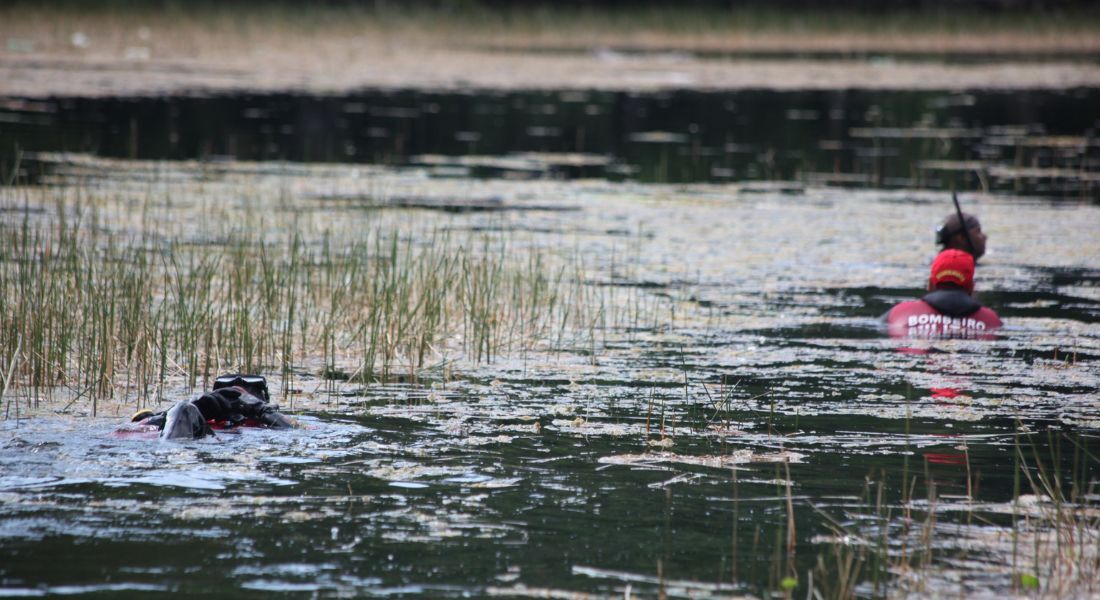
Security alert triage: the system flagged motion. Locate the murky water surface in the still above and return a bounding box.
[2,88,1098,198]
[1,88,1099,598]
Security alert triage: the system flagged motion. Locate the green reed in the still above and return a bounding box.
[807,429,1100,599]
[0,184,605,409]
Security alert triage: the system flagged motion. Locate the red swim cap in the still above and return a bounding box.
[929,249,975,291]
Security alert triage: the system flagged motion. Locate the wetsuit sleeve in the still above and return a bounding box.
[238,395,295,428]
[190,389,245,423]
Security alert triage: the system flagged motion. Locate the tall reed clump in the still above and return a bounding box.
[0,184,599,411]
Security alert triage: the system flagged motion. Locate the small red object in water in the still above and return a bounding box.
[925,452,967,466]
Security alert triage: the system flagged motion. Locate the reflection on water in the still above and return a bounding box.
[1,133,1099,595]
[1,380,1095,597]
[1,88,1098,198]
[480,43,1100,66]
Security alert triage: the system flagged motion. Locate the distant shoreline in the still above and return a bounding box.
[2,4,1100,97]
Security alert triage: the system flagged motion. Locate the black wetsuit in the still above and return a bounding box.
[136,387,293,440]
[921,288,984,318]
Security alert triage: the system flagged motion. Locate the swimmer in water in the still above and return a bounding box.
[125,374,293,440]
[886,249,1001,339]
[936,211,986,262]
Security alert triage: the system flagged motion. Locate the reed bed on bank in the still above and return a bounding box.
[4,1,1098,57]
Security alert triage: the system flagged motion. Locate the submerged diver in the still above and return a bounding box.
[887,249,1001,339]
[123,374,294,440]
[936,211,986,262]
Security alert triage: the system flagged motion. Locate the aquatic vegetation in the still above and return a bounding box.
[805,429,1100,599]
[0,156,638,410]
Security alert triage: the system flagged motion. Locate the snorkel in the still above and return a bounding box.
[951,191,978,258]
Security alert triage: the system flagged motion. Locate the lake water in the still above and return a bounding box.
[2,88,1098,197]
[1,88,1098,598]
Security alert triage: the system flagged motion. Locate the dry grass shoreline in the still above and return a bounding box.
[2,4,1100,97]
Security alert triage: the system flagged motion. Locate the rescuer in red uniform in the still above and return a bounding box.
[887,249,1001,339]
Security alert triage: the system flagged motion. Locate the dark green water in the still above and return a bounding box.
[1,88,1099,598]
[2,88,1098,199]
[2,367,1097,597]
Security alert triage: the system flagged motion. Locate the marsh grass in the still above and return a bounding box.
[0,158,638,411]
[806,428,1100,599]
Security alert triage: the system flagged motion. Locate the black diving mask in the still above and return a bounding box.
[213,374,270,402]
